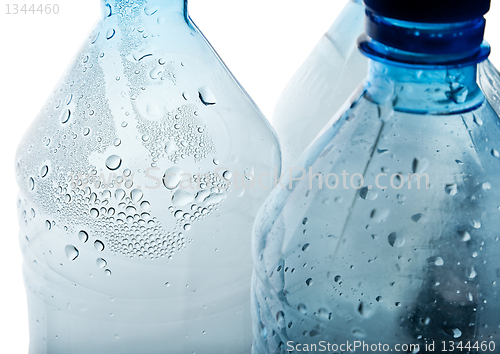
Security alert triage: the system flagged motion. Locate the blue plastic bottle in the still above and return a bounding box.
[252,0,500,352]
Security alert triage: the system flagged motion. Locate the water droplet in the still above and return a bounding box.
[115,189,126,201]
[451,328,462,339]
[61,109,71,124]
[297,304,307,315]
[306,278,313,286]
[435,257,444,266]
[352,328,367,338]
[357,301,375,318]
[492,149,500,158]
[96,258,107,268]
[223,170,232,180]
[94,240,105,252]
[198,86,217,105]
[302,243,310,251]
[163,167,184,190]
[474,114,484,126]
[276,311,285,328]
[182,92,190,100]
[113,138,121,146]
[29,177,35,190]
[140,201,150,211]
[370,208,390,222]
[83,127,91,136]
[467,266,477,279]
[105,269,112,276]
[144,4,159,15]
[46,220,52,230]
[165,140,176,154]
[172,190,194,207]
[65,245,79,261]
[90,208,99,218]
[334,275,341,282]
[106,155,122,171]
[359,187,378,200]
[106,28,115,40]
[411,213,425,223]
[130,189,143,202]
[412,158,429,174]
[388,232,405,247]
[183,224,191,231]
[40,165,49,178]
[445,183,458,196]
[376,296,383,302]
[459,231,471,242]
[78,230,88,243]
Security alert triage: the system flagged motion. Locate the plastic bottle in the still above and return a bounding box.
[252,0,500,352]
[15,1,280,353]
[274,0,500,176]
[273,0,366,173]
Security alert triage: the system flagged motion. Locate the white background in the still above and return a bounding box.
[1,1,499,352]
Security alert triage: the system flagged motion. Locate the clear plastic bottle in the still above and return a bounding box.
[273,0,366,173]
[274,0,500,176]
[252,0,500,352]
[15,1,280,353]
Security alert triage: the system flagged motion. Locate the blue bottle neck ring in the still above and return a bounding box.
[359,10,491,69]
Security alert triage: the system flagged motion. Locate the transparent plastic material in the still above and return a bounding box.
[252,18,500,354]
[273,0,498,175]
[272,0,366,173]
[15,1,279,353]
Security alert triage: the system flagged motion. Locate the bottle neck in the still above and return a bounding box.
[101,0,187,18]
[365,59,484,115]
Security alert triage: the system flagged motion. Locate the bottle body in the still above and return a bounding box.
[16,2,279,353]
[253,55,500,352]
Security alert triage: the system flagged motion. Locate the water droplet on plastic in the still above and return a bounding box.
[115,189,125,201]
[358,301,375,318]
[467,266,477,279]
[113,138,121,146]
[388,232,405,247]
[435,257,444,266]
[445,183,458,196]
[412,157,429,174]
[144,4,159,15]
[492,149,500,158]
[163,167,184,190]
[474,114,484,126]
[78,230,88,243]
[90,208,99,218]
[306,278,313,286]
[172,190,194,207]
[359,187,378,200]
[40,165,49,178]
[96,258,107,268]
[29,177,35,190]
[297,304,307,315]
[83,127,91,136]
[105,269,112,276]
[370,208,390,222]
[106,155,122,171]
[459,231,471,242]
[198,86,217,105]
[94,240,105,252]
[61,109,71,124]
[130,189,143,202]
[65,245,79,261]
[106,28,115,40]
[302,243,310,251]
